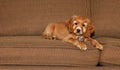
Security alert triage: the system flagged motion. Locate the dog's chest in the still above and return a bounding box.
[76,36,85,42]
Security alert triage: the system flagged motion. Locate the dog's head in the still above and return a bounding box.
[67,15,95,38]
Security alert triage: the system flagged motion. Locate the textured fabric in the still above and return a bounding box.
[0,0,90,36]
[96,37,120,65]
[0,66,120,70]
[0,36,99,66]
[91,0,120,38]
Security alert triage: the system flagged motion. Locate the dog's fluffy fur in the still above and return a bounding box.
[42,16,103,50]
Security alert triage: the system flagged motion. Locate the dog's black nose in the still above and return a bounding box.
[76,29,80,33]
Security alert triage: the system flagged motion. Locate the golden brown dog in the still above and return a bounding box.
[42,16,103,50]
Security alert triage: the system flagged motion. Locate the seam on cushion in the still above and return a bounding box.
[0,64,95,67]
[88,0,92,20]
[0,47,97,51]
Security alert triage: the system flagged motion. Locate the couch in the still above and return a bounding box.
[0,0,120,70]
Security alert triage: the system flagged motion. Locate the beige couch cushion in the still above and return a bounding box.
[0,66,120,70]
[96,37,120,65]
[91,0,120,38]
[0,36,99,66]
[0,0,90,36]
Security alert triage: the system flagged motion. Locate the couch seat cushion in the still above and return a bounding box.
[0,36,99,66]
[96,37,120,65]
[0,66,120,70]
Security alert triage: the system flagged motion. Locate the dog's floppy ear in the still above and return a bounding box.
[66,15,77,33]
[66,19,73,33]
[90,31,95,38]
[84,19,95,38]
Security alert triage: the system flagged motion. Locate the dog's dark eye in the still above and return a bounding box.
[75,23,78,25]
[82,24,85,26]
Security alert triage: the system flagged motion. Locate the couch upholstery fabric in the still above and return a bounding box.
[0,0,90,36]
[0,66,120,70]
[91,0,120,38]
[96,37,120,65]
[0,36,99,66]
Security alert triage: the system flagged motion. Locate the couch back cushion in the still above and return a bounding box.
[91,0,120,38]
[0,0,90,36]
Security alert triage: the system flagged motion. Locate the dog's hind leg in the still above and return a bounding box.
[42,23,55,40]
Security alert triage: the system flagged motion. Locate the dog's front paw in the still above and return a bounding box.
[77,44,87,50]
[96,44,103,50]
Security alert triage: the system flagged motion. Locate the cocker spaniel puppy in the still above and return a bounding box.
[42,16,103,50]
